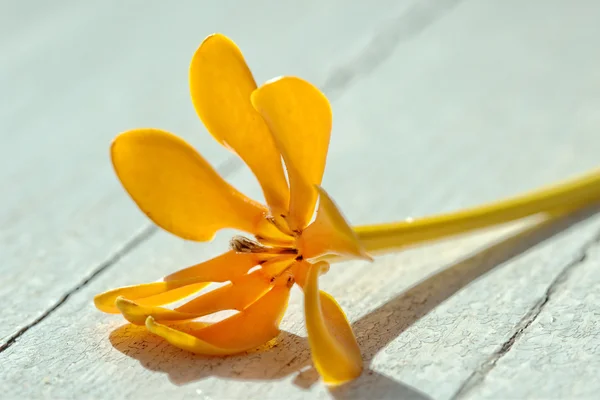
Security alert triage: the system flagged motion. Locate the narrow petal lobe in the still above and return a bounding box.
[115,270,272,325]
[190,34,290,218]
[163,251,260,282]
[251,77,332,232]
[94,281,209,314]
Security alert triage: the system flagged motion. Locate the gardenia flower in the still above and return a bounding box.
[95,33,370,385]
[95,33,600,386]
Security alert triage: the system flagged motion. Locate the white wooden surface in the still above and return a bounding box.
[2,0,600,399]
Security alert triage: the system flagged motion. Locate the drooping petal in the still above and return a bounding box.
[190,33,290,219]
[164,251,260,282]
[251,77,332,232]
[115,270,272,325]
[299,186,372,261]
[94,281,209,314]
[175,270,271,315]
[291,260,329,289]
[115,296,200,325]
[145,284,291,355]
[303,262,363,385]
[94,251,260,314]
[111,128,278,241]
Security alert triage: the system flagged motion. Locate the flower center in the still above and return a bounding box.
[229,235,302,287]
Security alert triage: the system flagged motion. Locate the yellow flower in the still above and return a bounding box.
[94,33,370,385]
[95,32,600,386]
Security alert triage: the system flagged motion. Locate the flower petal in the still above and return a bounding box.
[145,284,291,355]
[175,270,271,314]
[94,281,209,314]
[164,250,260,282]
[299,186,372,261]
[115,270,271,325]
[259,254,297,279]
[111,128,278,241]
[94,251,260,314]
[303,262,363,385]
[251,77,332,232]
[115,296,199,325]
[190,34,290,219]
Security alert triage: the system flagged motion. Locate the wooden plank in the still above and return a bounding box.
[3,0,600,399]
[457,239,600,400]
[0,0,411,346]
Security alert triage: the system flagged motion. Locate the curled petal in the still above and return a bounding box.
[291,260,330,289]
[190,34,290,219]
[115,270,272,325]
[94,281,208,314]
[115,296,199,325]
[174,270,271,315]
[111,128,278,241]
[299,186,372,261]
[303,262,363,385]
[94,251,260,314]
[251,77,332,232]
[146,284,291,355]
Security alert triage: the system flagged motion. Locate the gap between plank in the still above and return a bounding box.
[322,0,463,98]
[0,156,244,353]
[0,224,156,353]
[450,230,600,400]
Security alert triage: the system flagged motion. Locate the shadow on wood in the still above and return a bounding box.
[108,205,600,399]
[109,324,312,384]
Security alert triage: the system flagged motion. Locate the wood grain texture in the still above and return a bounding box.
[458,237,600,400]
[2,0,600,399]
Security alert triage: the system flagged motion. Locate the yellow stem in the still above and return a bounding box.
[352,168,600,256]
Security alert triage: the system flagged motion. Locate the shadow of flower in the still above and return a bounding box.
[109,204,600,399]
[109,323,312,385]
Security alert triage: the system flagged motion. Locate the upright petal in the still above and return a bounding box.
[303,262,363,385]
[299,186,372,261]
[146,284,291,355]
[111,128,276,241]
[190,34,290,219]
[251,77,332,232]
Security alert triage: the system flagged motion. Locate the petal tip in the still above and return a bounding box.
[145,315,157,330]
[115,296,148,325]
[93,290,120,314]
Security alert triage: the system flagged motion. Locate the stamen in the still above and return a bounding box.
[229,236,267,253]
[286,275,295,288]
[230,235,298,255]
[255,235,295,248]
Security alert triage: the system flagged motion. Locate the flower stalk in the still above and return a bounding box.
[352,168,600,256]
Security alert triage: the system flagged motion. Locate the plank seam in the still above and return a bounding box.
[0,155,244,352]
[321,0,463,98]
[449,230,600,400]
[0,224,156,353]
